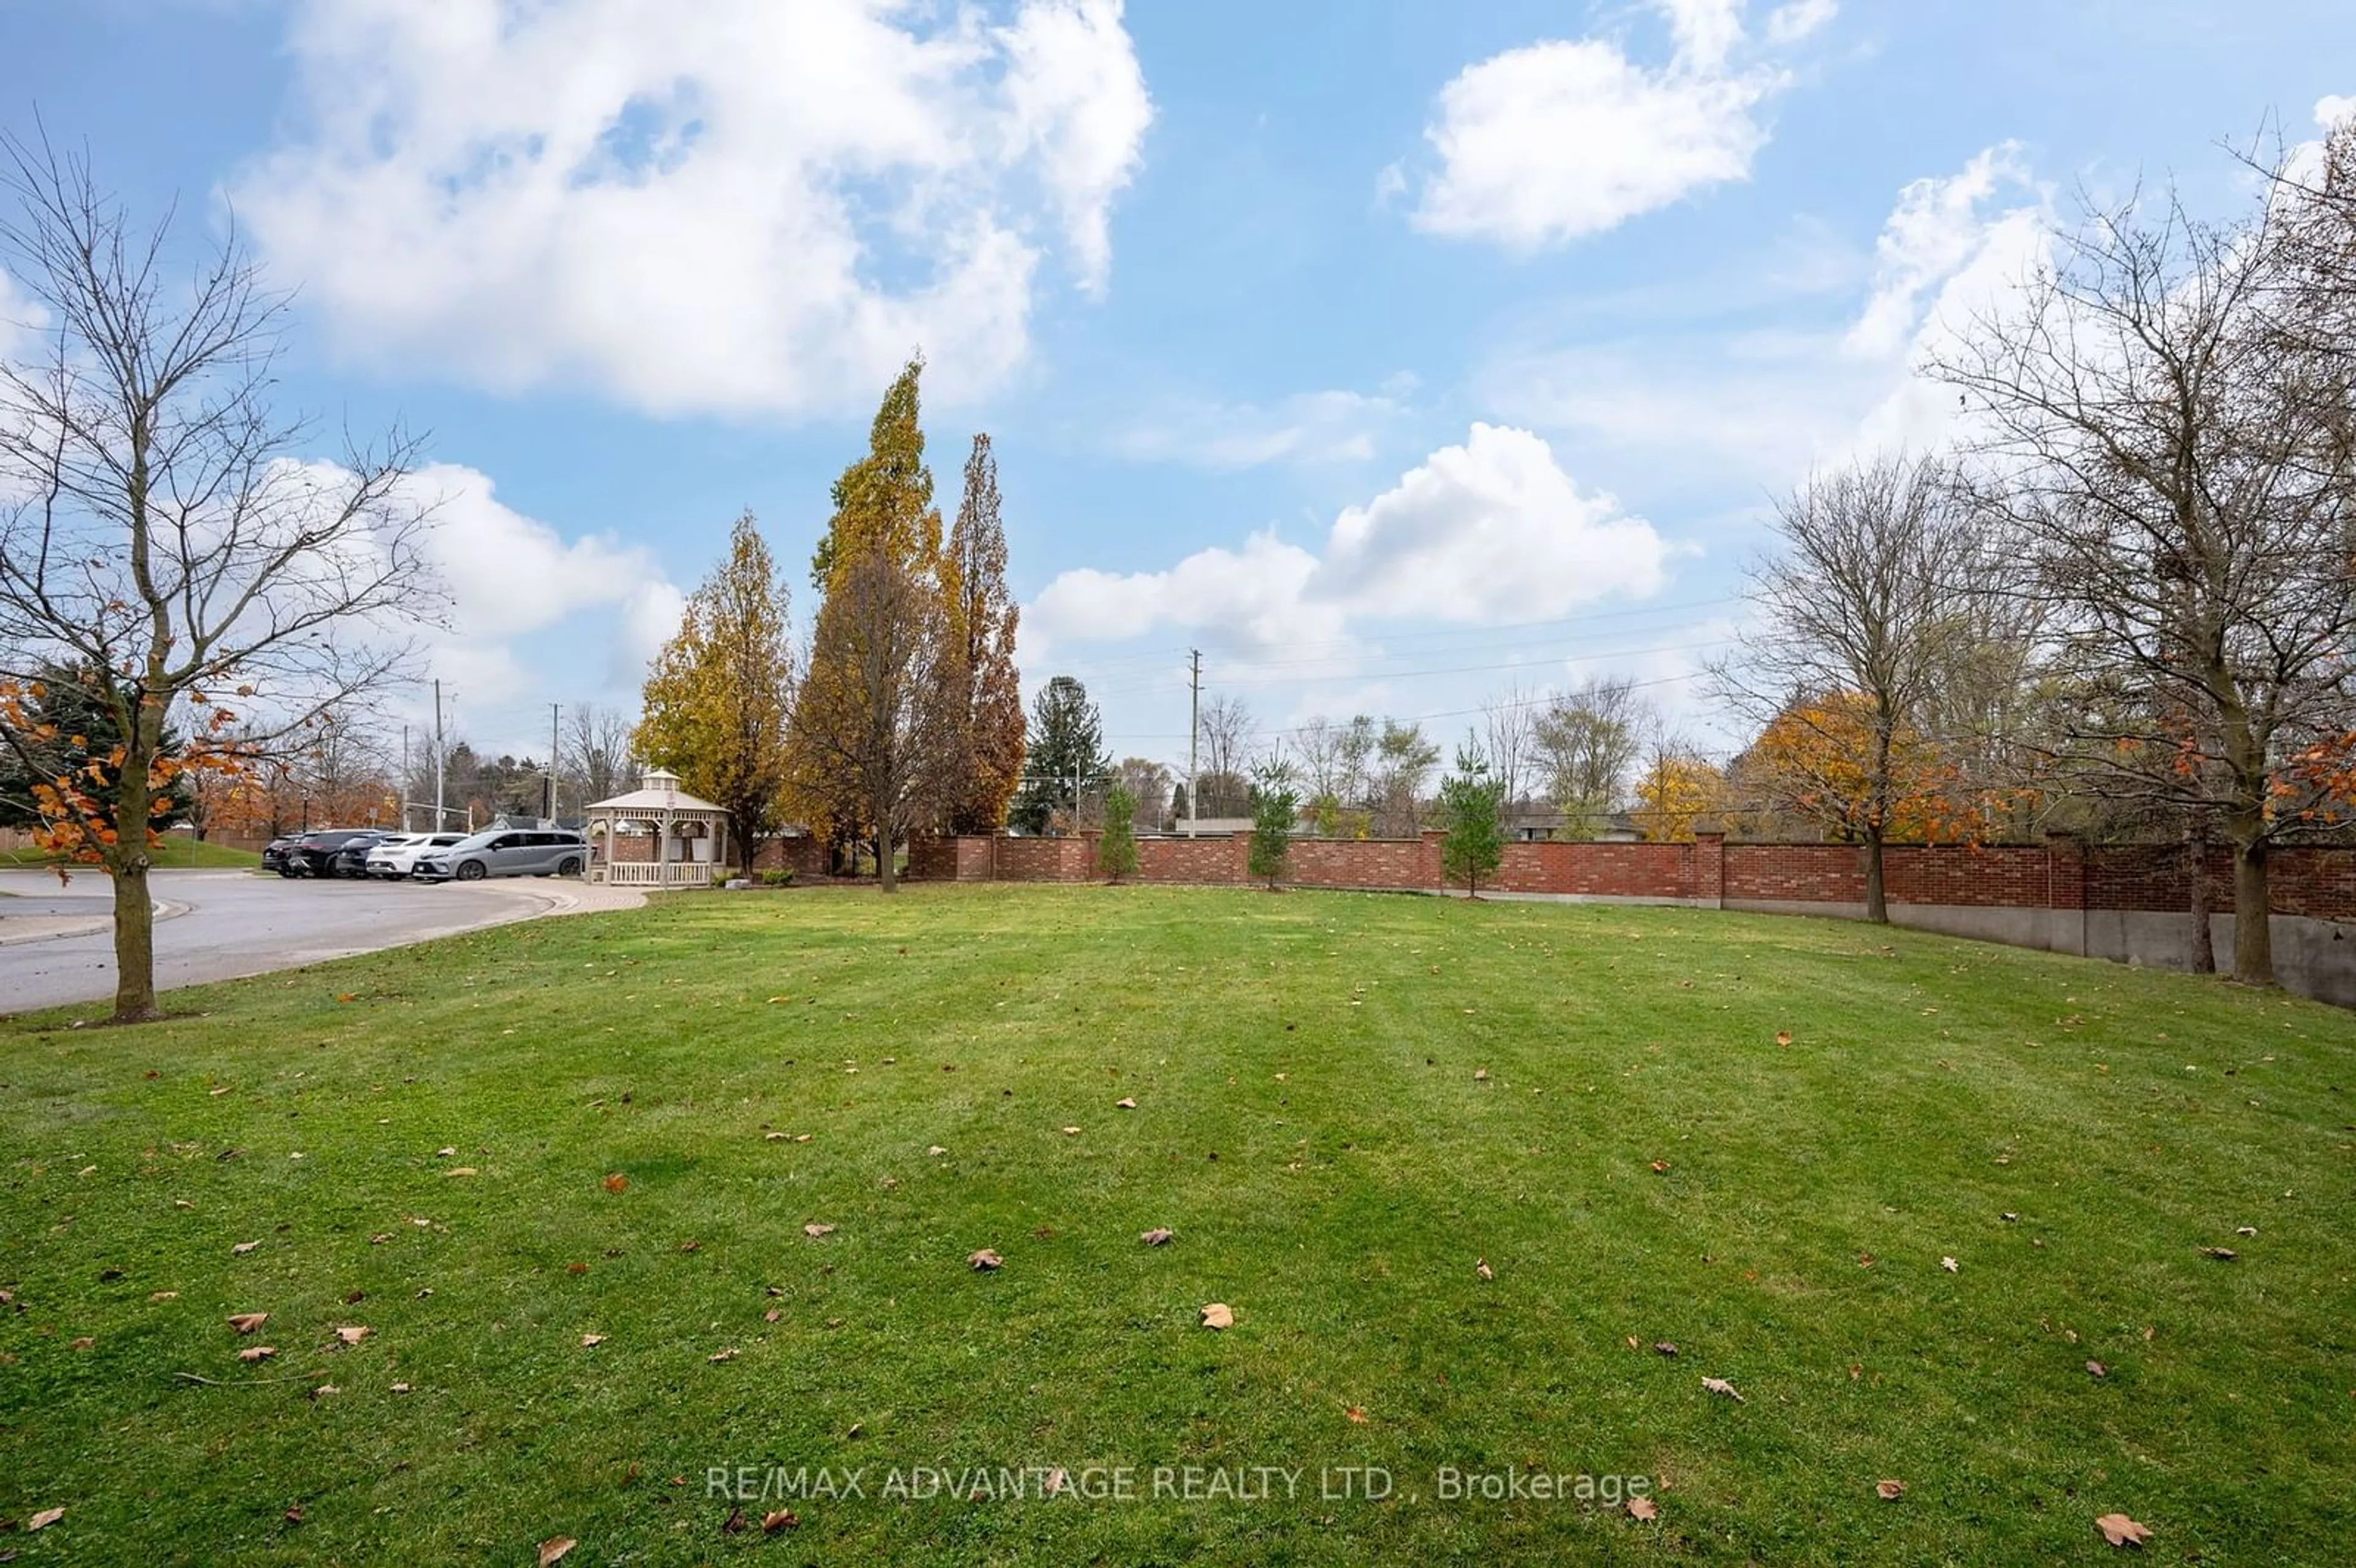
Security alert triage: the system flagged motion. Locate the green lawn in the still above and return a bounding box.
[0,837,260,870]
[2,885,2352,1564]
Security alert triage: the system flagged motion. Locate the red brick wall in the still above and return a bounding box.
[893,831,2356,921]
[750,836,830,877]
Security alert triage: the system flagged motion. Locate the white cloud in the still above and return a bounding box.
[1030,424,1680,654]
[1843,142,2033,358]
[1114,387,1407,469]
[1400,1,1792,249]
[233,0,1152,418]
[1763,0,1838,47]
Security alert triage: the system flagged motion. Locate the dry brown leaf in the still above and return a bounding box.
[804,1223,836,1238]
[1140,1228,1174,1247]
[1940,1256,1959,1274]
[442,1167,477,1178]
[1472,1068,1488,1082]
[231,1240,260,1255]
[2198,1246,2237,1261]
[335,1325,371,1345]
[150,1290,179,1302]
[1653,1342,1678,1357]
[1701,1376,1745,1402]
[762,1509,799,1532]
[602,1173,628,1194]
[26,1507,64,1531]
[707,1348,739,1363]
[1116,1097,1137,1110]
[1200,1302,1234,1330]
[793,1134,812,1143]
[1876,1479,1905,1500]
[968,1249,1003,1270]
[580,1333,606,1347]
[721,1506,748,1534]
[1345,1406,1368,1423]
[1649,1160,1669,1174]
[1774,1031,1793,1047]
[239,1345,277,1362]
[763,1131,788,1141]
[436,1147,456,1158]
[1060,1126,1082,1136]
[764,1309,782,1322]
[390,1382,412,1393]
[1626,1497,1658,1521]
[537,1536,577,1567]
[1475,1259,1493,1281]
[2095,1513,2152,1547]
[1625,1335,1641,1350]
[927,1145,947,1156]
[69,1337,95,1350]
[228,1312,268,1334]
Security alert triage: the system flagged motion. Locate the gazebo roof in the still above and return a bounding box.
[587,767,725,814]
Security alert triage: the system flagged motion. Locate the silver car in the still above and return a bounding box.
[413,828,589,882]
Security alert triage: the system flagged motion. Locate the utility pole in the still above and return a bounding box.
[1186,648,1201,837]
[400,724,410,831]
[433,679,447,832]
[547,701,561,824]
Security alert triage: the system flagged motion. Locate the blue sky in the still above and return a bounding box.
[6,0,2352,771]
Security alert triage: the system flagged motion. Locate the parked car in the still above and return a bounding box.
[261,836,297,875]
[413,828,590,882]
[325,832,401,878]
[364,832,465,879]
[282,828,391,878]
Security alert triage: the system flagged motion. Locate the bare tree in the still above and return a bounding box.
[563,704,637,809]
[1368,719,1439,837]
[1195,692,1257,817]
[1293,715,1344,803]
[1112,756,1172,830]
[1534,675,1649,837]
[1933,175,2356,984]
[1480,685,1540,814]
[0,133,438,1020]
[1711,454,1990,923]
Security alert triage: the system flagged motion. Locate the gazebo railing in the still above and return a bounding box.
[600,861,717,887]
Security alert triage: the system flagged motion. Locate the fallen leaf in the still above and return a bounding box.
[1345,1406,1368,1423]
[678,1240,701,1253]
[927,1146,947,1156]
[239,1345,277,1362]
[1649,1160,1669,1174]
[1701,1376,1746,1402]
[764,1131,788,1141]
[436,1147,456,1158]
[1200,1302,1235,1330]
[762,1509,799,1532]
[334,1326,371,1345]
[390,1382,412,1393]
[369,1233,391,1245]
[1775,1031,1793,1047]
[1060,1126,1082,1136]
[1626,1497,1658,1521]
[566,1262,588,1275]
[1941,1256,1959,1274]
[1876,1479,1905,1500]
[602,1174,628,1194]
[1475,1259,1493,1281]
[721,1506,747,1534]
[1140,1228,1174,1247]
[1653,1342,1678,1357]
[537,1537,577,1567]
[443,1167,477,1178]
[968,1249,1003,1271]
[2095,1513,2152,1547]
[232,1240,260,1255]
[286,1504,307,1522]
[1116,1097,1137,1110]
[1473,1068,1488,1082]
[707,1348,739,1363]
[26,1507,64,1531]
[804,1223,836,1239]
[228,1313,269,1334]
[150,1290,179,1302]
[2198,1246,2238,1261]
[2236,1225,2257,1237]
[580,1334,606,1347]
[2086,1360,2108,1378]
[793,1134,811,1143]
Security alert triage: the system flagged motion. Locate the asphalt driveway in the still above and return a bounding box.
[0,869,641,1015]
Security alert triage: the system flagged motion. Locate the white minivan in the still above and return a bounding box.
[413,828,590,882]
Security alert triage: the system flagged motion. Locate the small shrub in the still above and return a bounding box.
[761,868,793,887]
[1247,761,1300,889]
[1099,785,1139,882]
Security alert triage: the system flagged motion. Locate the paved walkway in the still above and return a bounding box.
[0,870,646,1015]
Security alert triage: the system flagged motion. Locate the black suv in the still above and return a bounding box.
[280,829,390,878]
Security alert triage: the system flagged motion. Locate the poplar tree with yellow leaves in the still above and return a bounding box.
[788,358,958,890]
[937,434,1026,833]
[636,512,795,875]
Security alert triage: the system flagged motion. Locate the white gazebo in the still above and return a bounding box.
[585,767,731,887]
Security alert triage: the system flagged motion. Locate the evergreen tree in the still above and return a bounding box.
[1246,759,1300,888]
[1010,675,1111,834]
[636,513,795,874]
[1098,783,1139,882]
[1438,740,1507,896]
[0,661,195,834]
[937,434,1026,832]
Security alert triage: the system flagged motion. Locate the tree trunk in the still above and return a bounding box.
[2230,834,2273,986]
[1861,823,1888,924]
[2185,811,2214,975]
[876,797,897,894]
[110,858,157,1021]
